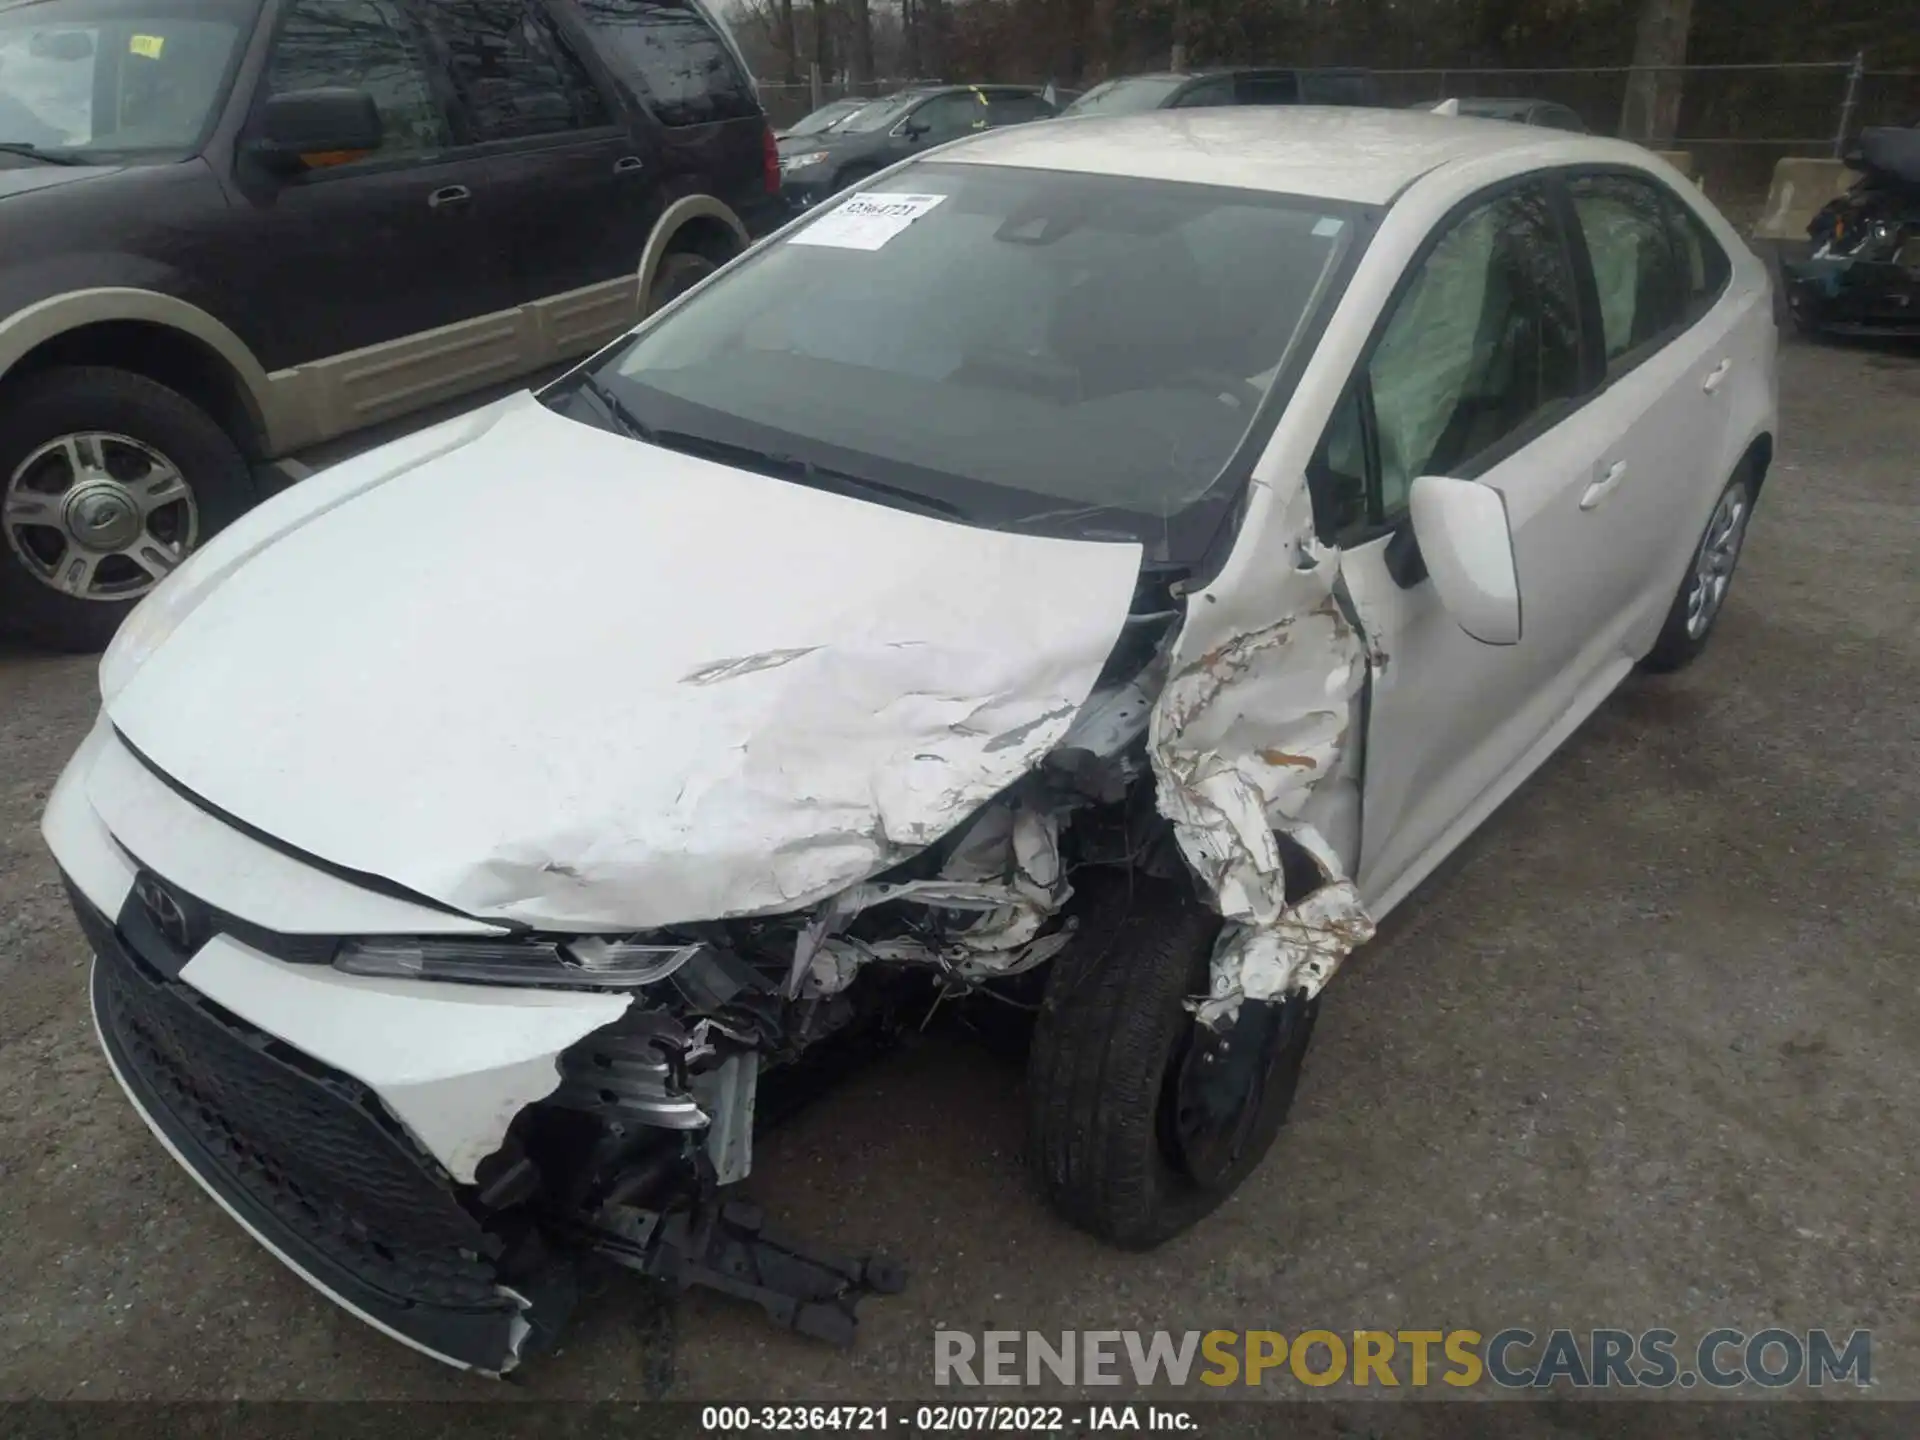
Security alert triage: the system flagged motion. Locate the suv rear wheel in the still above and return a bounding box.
[0,366,253,652]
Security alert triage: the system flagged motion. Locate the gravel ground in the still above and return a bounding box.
[0,337,1914,1402]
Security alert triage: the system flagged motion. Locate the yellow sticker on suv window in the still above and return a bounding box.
[129,34,165,59]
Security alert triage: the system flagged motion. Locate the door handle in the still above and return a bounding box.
[1702,359,1731,394]
[1581,461,1627,511]
[427,184,471,210]
[613,155,646,175]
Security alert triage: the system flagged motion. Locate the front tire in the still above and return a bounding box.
[1641,470,1756,673]
[1026,872,1319,1248]
[0,366,254,652]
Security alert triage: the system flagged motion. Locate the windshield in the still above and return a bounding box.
[0,0,253,158]
[568,162,1360,560]
[1062,76,1186,117]
[786,98,863,136]
[833,89,925,133]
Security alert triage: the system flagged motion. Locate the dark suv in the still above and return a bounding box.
[0,0,782,651]
[776,84,1056,209]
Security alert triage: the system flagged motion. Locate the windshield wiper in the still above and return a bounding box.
[0,141,85,166]
[571,373,657,443]
[647,427,969,522]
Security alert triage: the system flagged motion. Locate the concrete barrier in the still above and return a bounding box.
[1752,157,1855,242]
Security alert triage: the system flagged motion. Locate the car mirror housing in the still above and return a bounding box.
[246,87,383,173]
[1408,474,1522,645]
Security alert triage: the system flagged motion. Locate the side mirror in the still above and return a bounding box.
[246,88,382,172]
[30,31,95,61]
[898,119,929,141]
[1408,474,1521,645]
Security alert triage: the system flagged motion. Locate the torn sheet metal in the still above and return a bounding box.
[1147,482,1377,1027]
[792,800,1072,996]
[102,393,1144,932]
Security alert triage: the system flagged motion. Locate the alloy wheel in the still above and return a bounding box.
[3,431,198,602]
[1684,487,1748,639]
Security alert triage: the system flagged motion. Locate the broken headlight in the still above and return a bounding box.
[333,936,701,989]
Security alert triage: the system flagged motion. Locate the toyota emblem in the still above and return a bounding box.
[135,875,196,952]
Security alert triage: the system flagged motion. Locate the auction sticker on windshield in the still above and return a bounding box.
[791,193,948,251]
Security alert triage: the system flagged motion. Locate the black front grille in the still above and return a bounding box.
[81,887,507,1313]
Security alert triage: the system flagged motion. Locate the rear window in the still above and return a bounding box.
[571,0,757,126]
[1062,76,1186,117]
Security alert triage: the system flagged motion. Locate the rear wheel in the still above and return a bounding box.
[1641,471,1755,673]
[646,251,719,314]
[0,366,253,652]
[1026,871,1319,1248]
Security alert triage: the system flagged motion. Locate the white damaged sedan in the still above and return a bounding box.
[43,108,1776,1372]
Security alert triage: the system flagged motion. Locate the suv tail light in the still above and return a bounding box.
[763,125,780,195]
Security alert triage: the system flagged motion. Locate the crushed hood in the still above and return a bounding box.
[107,395,1141,930]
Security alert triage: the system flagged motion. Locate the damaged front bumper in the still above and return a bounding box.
[80,890,543,1373]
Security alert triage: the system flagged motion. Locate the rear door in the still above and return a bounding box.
[420,0,657,349]
[218,0,513,375]
[565,0,771,232]
[1557,169,1738,656]
[1318,180,1616,912]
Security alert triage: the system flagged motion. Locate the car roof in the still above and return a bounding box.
[942,105,1622,205]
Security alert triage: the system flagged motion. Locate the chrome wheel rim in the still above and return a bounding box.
[3,432,197,603]
[1684,488,1748,639]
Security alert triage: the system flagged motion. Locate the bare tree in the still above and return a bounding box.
[1619,0,1695,142]
[851,0,875,81]
[810,0,831,79]
[777,0,798,82]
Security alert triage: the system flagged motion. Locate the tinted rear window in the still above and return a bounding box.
[571,0,758,126]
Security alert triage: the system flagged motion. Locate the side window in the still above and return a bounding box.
[985,93,1052,126]
[570,0,758,127]
[1568,174,1688,364]
[264,0,451,159]
[1663,191,1732,312]
[1365,185,1583,516]
[426,0,609,141]
[1307,384,1369,538]
[908,91,987,140]
[1172,77,1236,109]
[1238,73,1300,106]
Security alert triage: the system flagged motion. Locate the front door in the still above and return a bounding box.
[894,89,989,155]
[1322,180,1616,914]
[216,0,513,374]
